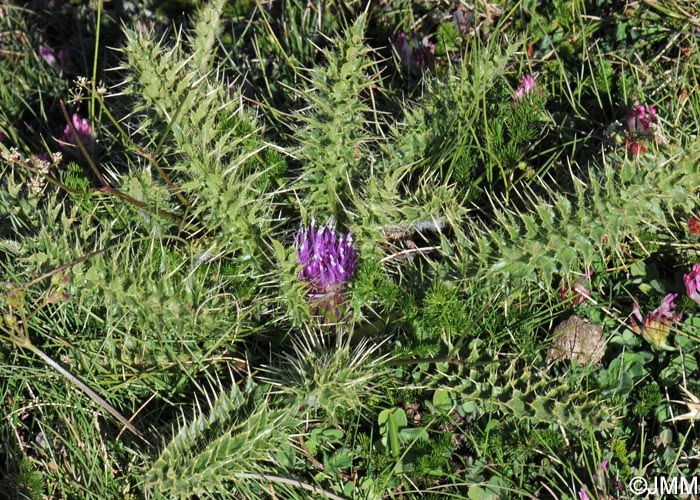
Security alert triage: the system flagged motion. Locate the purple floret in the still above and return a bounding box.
[295,217,358,302]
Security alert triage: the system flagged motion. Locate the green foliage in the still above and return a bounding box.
[454,146,700,288]
[5,0,700,498]
[433,340,619,431]
[0,455,45,500]
[60,161,97,214]
[268,331,391,423]
[145,381,299,499]
[0,8,68,150]
[292,15,379,221]
[121,0,274,275]
[633,381,663,417]
[378,407,407,459]
[418,36,550,196]
[413,282,468,344]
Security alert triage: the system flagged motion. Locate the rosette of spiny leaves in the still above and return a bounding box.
[288,15,469,264]
[432,340,619,431]
[262,328,391,424]
[144,379,303,499]
[291,15,379,222]
[120,0,278,275]
[45,0,275,385]
[447,145,700,288]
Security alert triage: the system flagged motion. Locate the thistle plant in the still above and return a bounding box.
[447,145,700,288]
[144,380,303,499]
[120,0,277,277]
[6,0,700,499]
[291,15,378,221]
[265,330,390,423]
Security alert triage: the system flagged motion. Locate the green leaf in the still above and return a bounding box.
[378,408,407,459]
[274,442,297,470]
[399,427,428,443]
[432,389,452,413]
[325,448,352,473]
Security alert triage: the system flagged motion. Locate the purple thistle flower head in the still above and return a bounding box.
[295,217,358,304]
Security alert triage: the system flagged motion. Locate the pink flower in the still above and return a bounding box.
[578,488,589,500]
[513,74,536,102]
[592,459,609,488]
[39,46,58,69]
[684,264,700,306]
[631,293,682,350]
[559,269,593,306]
[626,104,657,135]
[59,113,93,149]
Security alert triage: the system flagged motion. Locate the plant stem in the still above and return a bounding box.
[27,342,151,446]
[237,473,350,500]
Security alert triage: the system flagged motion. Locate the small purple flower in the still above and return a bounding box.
[58,48,70,70]
[578,488,589,500]
[415,35,435,72]
[394,32,435,74]
[295,217,358,316]
[684,264,700,306]
[631,293,682,350]
[39,46,58,69]
[592,459,609,489]
[513,74,536,102]
[59,113,93,149]
[626,104,657,135]
[395,33,412,67]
